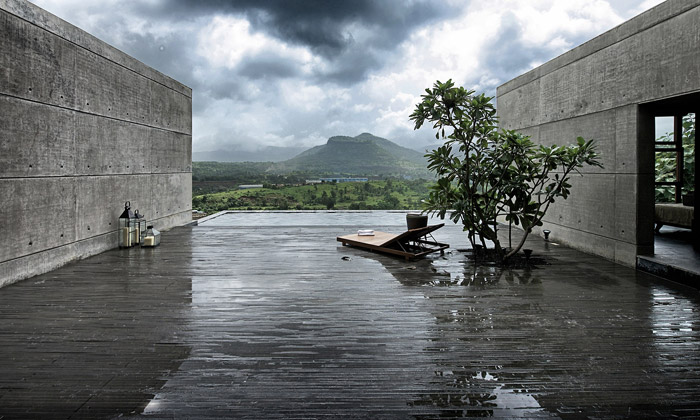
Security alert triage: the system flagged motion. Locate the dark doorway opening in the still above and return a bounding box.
[638,93,698,286]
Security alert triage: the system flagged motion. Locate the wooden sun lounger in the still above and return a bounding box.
[337,224,449,260]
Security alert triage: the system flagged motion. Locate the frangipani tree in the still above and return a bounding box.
[410,80,602,262]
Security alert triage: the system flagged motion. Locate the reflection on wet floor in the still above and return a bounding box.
[358,222,700,419]
[1,211,700,419]
[403,251,542,288]
[409,367,549,419]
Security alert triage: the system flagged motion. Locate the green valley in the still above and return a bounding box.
[192,133,436,213]
[192,179,431,213]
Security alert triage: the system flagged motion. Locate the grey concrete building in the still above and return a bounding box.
[0,0,192,287]
[497,0,698,267]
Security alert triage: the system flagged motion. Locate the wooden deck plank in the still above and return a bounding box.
[0,215,699,419]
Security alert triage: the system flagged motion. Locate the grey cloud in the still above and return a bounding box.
[121,32,198,87]
[479,11,605,95]
[198,72,245,101]
[480,13,548,83]
[147,0,455,51]
[238,55,301,80]
[31,0,655,154]
[470,12,559,97]
[313,44,382,84]
[131,0,460,86]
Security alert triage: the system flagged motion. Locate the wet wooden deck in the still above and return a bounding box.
[1,212,699,419]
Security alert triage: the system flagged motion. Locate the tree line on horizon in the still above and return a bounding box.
[192,179,431,214]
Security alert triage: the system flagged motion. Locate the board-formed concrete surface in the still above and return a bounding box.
[0,212,698,419]
[496,0,699,266]
[0,0,192,287]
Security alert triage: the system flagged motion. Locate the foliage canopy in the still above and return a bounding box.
[411,80,602,262]
[655,114,695,202]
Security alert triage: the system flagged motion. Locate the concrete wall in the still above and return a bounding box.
[0,0,192,287]
[497,0,700,266]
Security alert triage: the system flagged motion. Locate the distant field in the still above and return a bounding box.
[192,180,431,213]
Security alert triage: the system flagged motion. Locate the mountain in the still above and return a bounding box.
[193,145,308,162]
[275,133,430,177]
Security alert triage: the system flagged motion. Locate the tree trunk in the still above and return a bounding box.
[504,229,531,260]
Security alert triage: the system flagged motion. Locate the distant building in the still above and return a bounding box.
[319,178,368,183]
[238,184,264,189]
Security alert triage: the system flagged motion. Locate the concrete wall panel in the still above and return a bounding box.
[613,174,642,242]
[541,223,617,263]
[0,1,192,287]
[536,111,616,174]
[75,175,139,240]
[613,105,641,173]
[541,174,617,238]
[0,96,75,177]
[534,11,700,126]
[149,131,193,174]
[0,177,77,262]
[148,173,192,221]
[70,174,192,243]
[74,48,150,125]
[497,78,541,131]
[0,10,75,106]
[74,114,150,176]
[149,81,192,135]
[72,48,191,134]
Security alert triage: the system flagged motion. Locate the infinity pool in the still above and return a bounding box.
[198,210,447,227]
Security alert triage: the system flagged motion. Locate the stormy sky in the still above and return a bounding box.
[32,0,663,153]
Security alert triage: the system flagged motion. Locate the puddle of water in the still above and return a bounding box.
[419,256,541,288]
[410,384,548,418]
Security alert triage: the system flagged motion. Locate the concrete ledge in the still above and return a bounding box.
[637,255,700,289]
[0,231,116,288]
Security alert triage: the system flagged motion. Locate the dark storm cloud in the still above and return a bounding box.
[140,0,455,51]
[132,0,460,85]
[242,0,451,56]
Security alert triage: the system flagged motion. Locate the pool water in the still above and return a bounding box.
[198,210,448,227]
